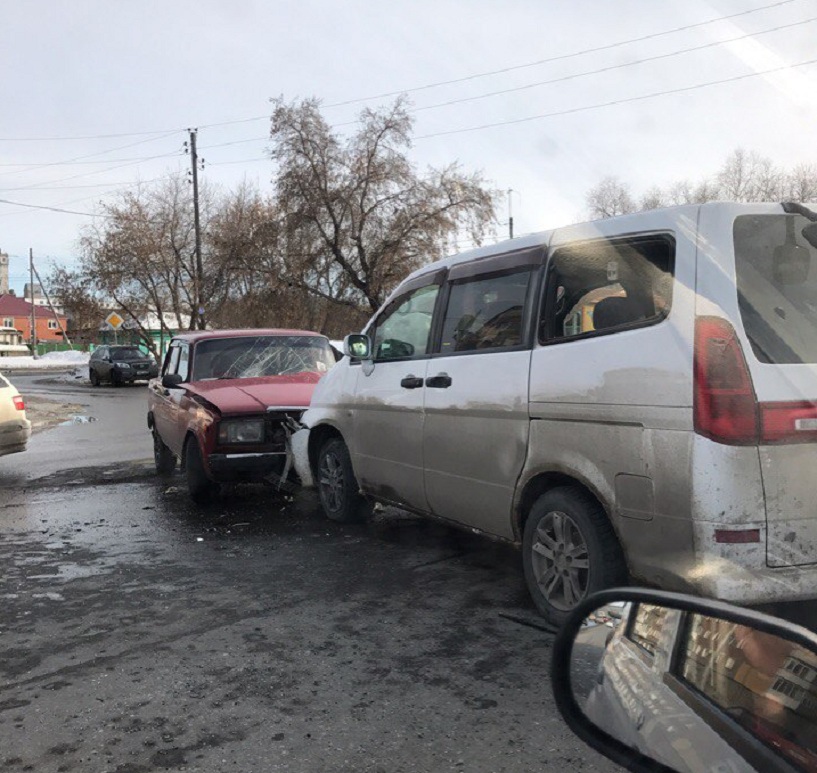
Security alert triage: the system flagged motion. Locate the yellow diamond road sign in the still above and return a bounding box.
[105,312,124,330]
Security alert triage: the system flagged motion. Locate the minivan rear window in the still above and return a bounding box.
[734,214,817,364]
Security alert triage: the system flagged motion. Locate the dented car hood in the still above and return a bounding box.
[184,372,322,414]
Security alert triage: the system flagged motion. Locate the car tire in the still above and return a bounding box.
[110,370,121,387]
[153,429,177,475]
[89,369,100,387]
[184,436,218,504]
[522,486,628,627]
[317,437,371,523]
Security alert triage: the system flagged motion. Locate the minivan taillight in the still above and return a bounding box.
[693,316,758,445]
[759,401,817,444]
[12,395,24,411]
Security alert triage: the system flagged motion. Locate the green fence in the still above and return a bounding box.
[34,342,88,356]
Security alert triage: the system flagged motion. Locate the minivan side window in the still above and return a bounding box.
[439,269,531,354]
[371,284,440,361]
[541,235,674,343]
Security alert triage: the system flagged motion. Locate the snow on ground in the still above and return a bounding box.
[52,367,91,384]
[0,350,91,371]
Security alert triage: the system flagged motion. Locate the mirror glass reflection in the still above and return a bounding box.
[570,602,817,773]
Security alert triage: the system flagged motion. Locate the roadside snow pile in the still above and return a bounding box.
[0,350,91,371]
[53,366,90,384]
[41,350,90,364]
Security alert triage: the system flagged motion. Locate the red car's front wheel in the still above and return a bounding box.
[184,436,219,504]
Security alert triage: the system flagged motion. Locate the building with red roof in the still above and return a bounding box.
[0,293,68,343]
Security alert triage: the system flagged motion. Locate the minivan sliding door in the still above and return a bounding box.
[422,248,544,540]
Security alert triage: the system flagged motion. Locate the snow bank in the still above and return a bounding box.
[0,351,91,371]
[40,350,90,363]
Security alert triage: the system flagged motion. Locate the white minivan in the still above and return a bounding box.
[296,201,817,625]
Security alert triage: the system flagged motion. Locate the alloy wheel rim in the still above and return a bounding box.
[530,510,590,611]
[319,452,344,512]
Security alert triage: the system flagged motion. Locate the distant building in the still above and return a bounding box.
[0,294,68,343]
[23,282,63,315]
[0,250,8,295]
[0,326,29,356]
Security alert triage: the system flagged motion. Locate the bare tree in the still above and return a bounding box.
[586,176,636,219]
[49,267,105,333]
[715,148,781,202]
[785,163,817,203]
[269,97,499,313]
[585,148,815,219]
[52,175,215,358]
[639,186,667,211]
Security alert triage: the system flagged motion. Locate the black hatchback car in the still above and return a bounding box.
[89,345,159,386]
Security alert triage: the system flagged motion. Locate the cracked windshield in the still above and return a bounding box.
[192,336,336,380]
[0,1,815,772]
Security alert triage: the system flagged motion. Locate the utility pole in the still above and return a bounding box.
[31,260,72,348]
[28,248,37,358]
[188,129,204,330]
[507,188,514,239]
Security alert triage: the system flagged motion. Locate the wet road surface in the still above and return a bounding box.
[0,376,616,773]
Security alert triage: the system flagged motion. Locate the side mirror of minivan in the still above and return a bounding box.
[344,334,371,360]
[552,588,817,773]
[802,221,817,251]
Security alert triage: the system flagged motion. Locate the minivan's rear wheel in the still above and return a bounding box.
[523,486,627,627]
[317,438,370,523]
[184,436,218,504]
[153,429,176,475]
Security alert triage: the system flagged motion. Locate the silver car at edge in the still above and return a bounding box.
[295,201,817,625]
[0,372,31,457]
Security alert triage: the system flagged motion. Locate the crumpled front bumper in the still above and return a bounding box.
[207,451,287,481]
[0,418,32,457]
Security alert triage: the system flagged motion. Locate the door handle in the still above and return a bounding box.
[425,373,452,389]
[400,375,424,389]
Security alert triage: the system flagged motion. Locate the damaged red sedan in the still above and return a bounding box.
[147,329,336,502]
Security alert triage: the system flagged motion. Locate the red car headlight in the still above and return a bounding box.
[217,419,264,444]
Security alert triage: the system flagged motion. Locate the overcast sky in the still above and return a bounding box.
[1,0,815,293]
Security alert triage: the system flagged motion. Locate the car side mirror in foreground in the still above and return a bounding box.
[344,334,371,360]
[552,589,817,773]
[161,373,183,389]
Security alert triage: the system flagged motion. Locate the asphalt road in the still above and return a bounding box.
[0,375,618,773]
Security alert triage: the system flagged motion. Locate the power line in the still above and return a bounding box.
[0,179,161,192]
[0,150,183,170]
[8,151,184,192]
[0,198,102,218]
[207,156,269,166]
[415,57,817,139]
[0,131,183,177]
[0,128,183,143]
[196,15,817,151]
[0,0,801,144]
[323,0,804,107]
[413,15,817,114]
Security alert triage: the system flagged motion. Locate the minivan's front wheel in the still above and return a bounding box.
[317,438,370,523]
[523,486,627,627]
